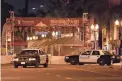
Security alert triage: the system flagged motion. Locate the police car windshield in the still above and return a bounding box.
[82,51,91,55]
[103,51,112,55]
[19,50,38,55]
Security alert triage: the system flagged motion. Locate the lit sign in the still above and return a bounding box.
[50,19,80,26]
[21,21,34,23]
[17,20,34,25]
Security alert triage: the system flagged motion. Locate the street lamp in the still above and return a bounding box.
[115,20,119,26]
[32,8,36,10]
[30,37,32,40]
[40,5,44,8]
[32,8,37,13]
[27,37,30,41]
[32,36,36,40]
[115,19,122,56]
[27,36,38,41]
[115,19,122,40]
[91,24,99,49]
[35,36,38,40]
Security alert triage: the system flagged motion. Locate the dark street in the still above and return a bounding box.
[1,64,122,81]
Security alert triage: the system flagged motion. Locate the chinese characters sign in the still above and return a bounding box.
[50,19,81,27]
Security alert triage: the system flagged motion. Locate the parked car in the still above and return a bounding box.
[12,48,49,68]
[65,55,79,65]
[64,50,121,66]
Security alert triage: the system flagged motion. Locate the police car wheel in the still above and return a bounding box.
[23,65,27,68]
[14,65,18,68]
[70,59,77,65]
[43,63,48,67]
[106,62,111,66]
[35,62,39,68]
[98,58,105,66]
[106,59,111,66]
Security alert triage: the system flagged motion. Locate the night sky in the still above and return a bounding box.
[4,0,49,13]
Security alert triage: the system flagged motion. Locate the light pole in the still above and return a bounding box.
[91,24,99,49]
[115,20,122,40]
[5,31,8,55]
[115,19,122,56]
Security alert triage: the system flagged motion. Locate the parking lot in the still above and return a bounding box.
[1,64,122,81]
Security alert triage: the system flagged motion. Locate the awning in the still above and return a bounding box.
[36,22,47,27]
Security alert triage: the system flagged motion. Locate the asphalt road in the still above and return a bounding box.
[1,64,122,81]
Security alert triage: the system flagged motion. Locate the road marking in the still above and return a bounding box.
[2,77,20,80]
[46,73,50,75]
[56,75,61,77]
[77,77,122,80]
[64,67,122,77]
[2,76,36,80]
[65,77,72,79]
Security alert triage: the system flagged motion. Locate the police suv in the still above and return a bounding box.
[13,48,49,68]
[65,50,120,66]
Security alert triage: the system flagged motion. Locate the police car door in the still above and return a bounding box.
[39,50,46,64]
[89,51,100,63]
[79,51,91,63]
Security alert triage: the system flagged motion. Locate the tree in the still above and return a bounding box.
[45,0,84,17]
[110,3,122,18]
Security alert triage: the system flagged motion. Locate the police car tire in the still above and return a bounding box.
[23,65,27,68]
[14,65,18,68]
[35,62,39,68]
[106,59,111,66]
[98,58,105,66]
[106,62,111,66]
[70,59,77,65]
[43,63,48,67]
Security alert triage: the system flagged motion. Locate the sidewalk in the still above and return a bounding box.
[113,63,121,66]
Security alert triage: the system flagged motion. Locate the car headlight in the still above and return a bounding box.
[65,57,69,59]
[29,58,36,61]
[13,58,19,61]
